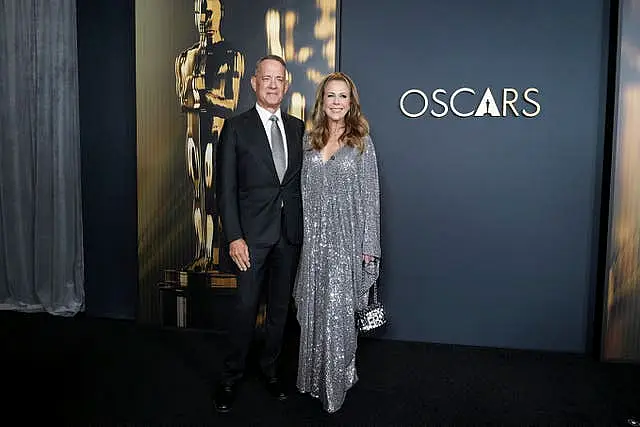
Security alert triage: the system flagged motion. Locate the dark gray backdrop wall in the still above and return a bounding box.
[77,0,138,319]
[340,0,612,352]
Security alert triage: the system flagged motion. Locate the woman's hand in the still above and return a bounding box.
[362,254,375,264]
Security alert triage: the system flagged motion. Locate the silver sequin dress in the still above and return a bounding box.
[293,134,381,413]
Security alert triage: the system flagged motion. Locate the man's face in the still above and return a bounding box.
[195,0,221,35]
[251,59,288,112]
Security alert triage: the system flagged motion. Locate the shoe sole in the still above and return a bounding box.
[214,404,232,413]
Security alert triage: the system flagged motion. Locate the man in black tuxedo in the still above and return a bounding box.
[213,54,304,413]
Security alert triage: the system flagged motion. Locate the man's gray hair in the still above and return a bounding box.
[254,54,287,75]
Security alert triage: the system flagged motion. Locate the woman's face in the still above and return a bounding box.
[323,79,351,123]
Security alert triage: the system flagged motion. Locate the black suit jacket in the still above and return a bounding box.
[216,107,304,252]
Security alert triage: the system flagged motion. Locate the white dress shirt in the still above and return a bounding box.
[255,103,288,171]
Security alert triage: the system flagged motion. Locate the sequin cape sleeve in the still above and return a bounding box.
[359,135,382,298]
[361,135,381,258]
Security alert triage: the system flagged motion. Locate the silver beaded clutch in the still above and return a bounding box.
[356,281,387,333]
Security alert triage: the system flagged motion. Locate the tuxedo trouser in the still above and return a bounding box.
[221,220,300,384]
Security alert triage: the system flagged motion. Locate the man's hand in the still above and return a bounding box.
[230,239,250,271]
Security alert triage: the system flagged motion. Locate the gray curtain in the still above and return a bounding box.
[0,0,84,315]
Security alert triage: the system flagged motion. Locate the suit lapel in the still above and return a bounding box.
[246,107,279,182]
[282,113,301,184]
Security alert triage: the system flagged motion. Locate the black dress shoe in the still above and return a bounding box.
[627,417,640,426]
[264,377,288,401]
[214,383,235,413]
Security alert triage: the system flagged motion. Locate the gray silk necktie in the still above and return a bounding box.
[269,115,286,182]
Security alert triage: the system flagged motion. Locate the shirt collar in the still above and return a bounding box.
[255,103,283,126]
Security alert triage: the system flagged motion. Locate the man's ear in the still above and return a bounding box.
[250,75,256,92]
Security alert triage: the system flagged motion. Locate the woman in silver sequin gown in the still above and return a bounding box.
[293,72,381,413]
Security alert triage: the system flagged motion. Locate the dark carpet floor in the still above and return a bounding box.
[2,310,639,426]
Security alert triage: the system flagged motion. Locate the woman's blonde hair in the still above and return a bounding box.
[309,72,369,153]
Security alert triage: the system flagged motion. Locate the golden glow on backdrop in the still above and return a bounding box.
[265,0,337,127]
[602,0,640,361]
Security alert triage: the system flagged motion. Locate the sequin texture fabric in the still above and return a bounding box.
[293,134,381,413]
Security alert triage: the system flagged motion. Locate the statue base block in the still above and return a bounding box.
[158,269,237,331]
